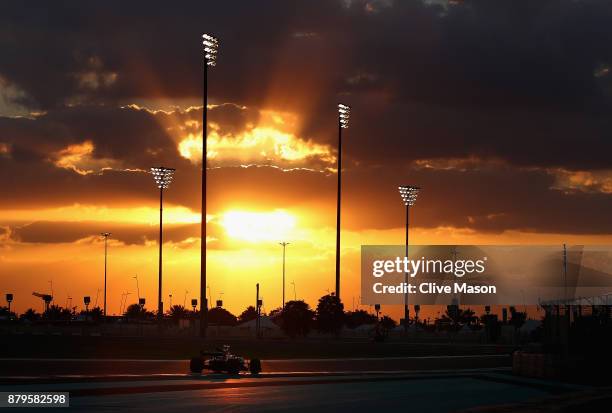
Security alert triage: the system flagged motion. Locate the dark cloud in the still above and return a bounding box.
[2,1,611,110]
[1,0,612,237]
[342,163,612,235]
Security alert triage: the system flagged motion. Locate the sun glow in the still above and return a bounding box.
[220,210,296,242]
[176,108,334,169]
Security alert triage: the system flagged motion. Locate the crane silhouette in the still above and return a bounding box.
[32,292,53,312]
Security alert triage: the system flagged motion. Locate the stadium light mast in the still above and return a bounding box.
[200,33,219,337]
[100,232,111,319]
[279,242,290,308]
[399,185,420,332]
[335,103,350,300]
[151,167,175,319]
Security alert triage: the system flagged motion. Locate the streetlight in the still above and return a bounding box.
[100,233,111,318]
[201,33,219,338]
[84,296,90,319]
[151,166,175,319]
[279,242,290,308]
[6,293,13,314]
[335,103,350,300]
[398,185,420,332]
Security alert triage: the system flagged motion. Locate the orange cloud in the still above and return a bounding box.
[549,168,612,194]
[177,109,335,170]
[52,141,122,175]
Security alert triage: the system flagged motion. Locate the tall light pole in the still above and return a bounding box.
[279,242,290,308]
[201,33,219,338]
[48,280,54,304]
[151,166,175,319]
[335,103,350,300]
[398,185,420,332]
[133,275,140,302]
[100,233,111,318]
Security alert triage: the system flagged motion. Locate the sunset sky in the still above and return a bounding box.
[1,1,612,318]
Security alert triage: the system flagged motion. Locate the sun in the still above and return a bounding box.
[220,210,296,242]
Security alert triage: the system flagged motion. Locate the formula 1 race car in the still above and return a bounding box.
[190,345,262,375]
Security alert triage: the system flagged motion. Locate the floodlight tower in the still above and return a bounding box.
[201,33,219,337]
[398,185,420,332]
[6,293,13,314]
[279,242,290,308]
[335,103,350,300]
[100,232,111,318]
[151,166,175,318]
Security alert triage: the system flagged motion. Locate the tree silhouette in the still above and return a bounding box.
[278,300,314,338]
[88,306,103,321]
[79,306,103,321]
[315,294,344,335]
[168,305,189,320]
[268,307,282,321]
[0,306,16,319]
[20,308,40,322]
[509,306,527,330]
[44,304,71,321]
[208,307,237,326]
[238,306,258,323]
[440,306,477,326]
[380,315,397,330]
[460,308,477,325]
[345,310,377,329]
[123,303,154,320]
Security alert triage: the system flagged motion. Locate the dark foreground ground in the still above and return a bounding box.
[62,378,552,412]
[2,374,599,413]
[2,334,609,413]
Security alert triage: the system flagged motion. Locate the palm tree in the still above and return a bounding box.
[20,308,40,322]
[124,303,145,320]
[168,305,188,320]
[44,304,63,320]
[380,315,397,330]
[440,306,477,326]
[0,306,15,319]
[509,306,527,330]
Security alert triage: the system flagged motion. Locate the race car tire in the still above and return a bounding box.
[190,357,204,373]
[249,358,262,375]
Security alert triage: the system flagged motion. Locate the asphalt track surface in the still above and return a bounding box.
[0,355,511,381]
[3,375,560,413]
[0,357,588,413]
